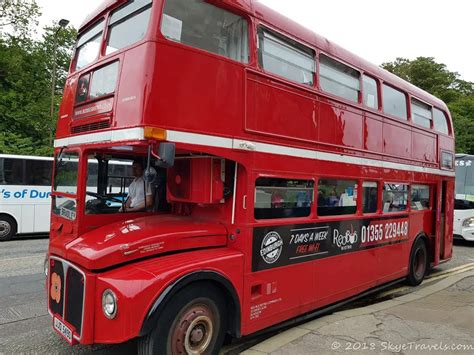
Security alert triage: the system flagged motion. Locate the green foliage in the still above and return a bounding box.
[382,57,474,154]
[0,0,77,156]
[0,0,41,37]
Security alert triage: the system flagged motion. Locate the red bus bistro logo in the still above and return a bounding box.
[333,225,358,251]
[260,231,283,264]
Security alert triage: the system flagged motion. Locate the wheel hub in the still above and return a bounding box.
[190,325,205,343]
[171,305,214,355]
[0,221,11,238]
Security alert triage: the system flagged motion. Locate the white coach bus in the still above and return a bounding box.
[454,154,474,241]
[0,154,135,241]
[0,154,53,241]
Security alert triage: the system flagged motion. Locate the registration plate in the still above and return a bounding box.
[53,317,73,344]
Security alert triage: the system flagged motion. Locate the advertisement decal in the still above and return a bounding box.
[252,216,409,272]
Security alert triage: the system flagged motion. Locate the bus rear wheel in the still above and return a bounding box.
[406,238,428,286]
[0,215,16,241]
[138,283,227,355]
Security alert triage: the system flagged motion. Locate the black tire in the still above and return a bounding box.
[406,238,428,286]
[0,215,17,241]
[138,282,227,355]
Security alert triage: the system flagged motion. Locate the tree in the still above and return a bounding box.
[0,0,41,37]
[382,57,474,154]
[0,18,76,156]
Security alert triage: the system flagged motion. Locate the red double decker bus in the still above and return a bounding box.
[47,0,455,353]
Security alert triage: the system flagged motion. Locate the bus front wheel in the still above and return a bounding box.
[138,282,227,355]
[406,238,428,286]
[0,215,17,241]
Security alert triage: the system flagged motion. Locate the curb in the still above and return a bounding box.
[242,269,474,354]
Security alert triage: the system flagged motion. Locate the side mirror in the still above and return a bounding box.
[156,142,175,168]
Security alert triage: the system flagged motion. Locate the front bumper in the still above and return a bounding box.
[454,226,474,241]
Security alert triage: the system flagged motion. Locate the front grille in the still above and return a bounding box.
[65,268,84,334]
[71,120,110,134]
[49,258,85,337]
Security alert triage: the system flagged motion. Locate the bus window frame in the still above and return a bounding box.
[410,184,432,212]
[433,107,451,136]
[105,0,153,56]
[361,180,381,215]
[361,73,380,111]
[410,97,433,130]
[317,52,362,104]
[73,18,106,72]
[382,182,409,214]
[157,0,252,66]
[75,60,120,106]
[253,174,316,224]
[52,148,81,199]
[381,82,409,121]
[257,25,316,88]
[316,176,360,218]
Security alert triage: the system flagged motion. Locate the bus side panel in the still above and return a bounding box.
[34,203,51,233]
[443,180,455,259]
[21,204,35,234]
[314,249,377,304]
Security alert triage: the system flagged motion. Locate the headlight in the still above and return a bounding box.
[102,289,118,319]
[462,217,474,228]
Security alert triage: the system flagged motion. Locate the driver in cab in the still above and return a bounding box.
[120,159,153,212]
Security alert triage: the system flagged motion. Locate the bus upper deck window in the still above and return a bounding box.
[106,0,153,55]
[161,0,249,63]
[382,84,407,120]
[433,108,449,135]
[75,19,105,71]
[411,99,432,129]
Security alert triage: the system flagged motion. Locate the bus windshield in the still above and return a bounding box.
[455,155,474,201]
[84,150,167,215]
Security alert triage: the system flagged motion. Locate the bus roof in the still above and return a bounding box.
[78,0,448,112]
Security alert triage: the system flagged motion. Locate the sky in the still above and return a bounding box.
[37,0,474,82]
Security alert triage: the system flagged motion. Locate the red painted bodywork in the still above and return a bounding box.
[48,0,455,347]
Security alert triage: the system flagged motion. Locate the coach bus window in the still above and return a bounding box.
[74,19,105,71]
[317,179,357,216]
[0,158,52,186]
[255,178,313,219]
[382,84,407,120]
[382,183,408,212]
[362,181,378,213]
[106,0,152,55]
[411,99,432,128]
[161,0,249,63]
[433,108,449,135]
[319,55,360,102]
[363,75,378,109]
[259,29,314,86]
[411,185,430,211]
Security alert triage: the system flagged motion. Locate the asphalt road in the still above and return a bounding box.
[0,235,472,354]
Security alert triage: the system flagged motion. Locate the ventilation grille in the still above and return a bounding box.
[71,121,110,134]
